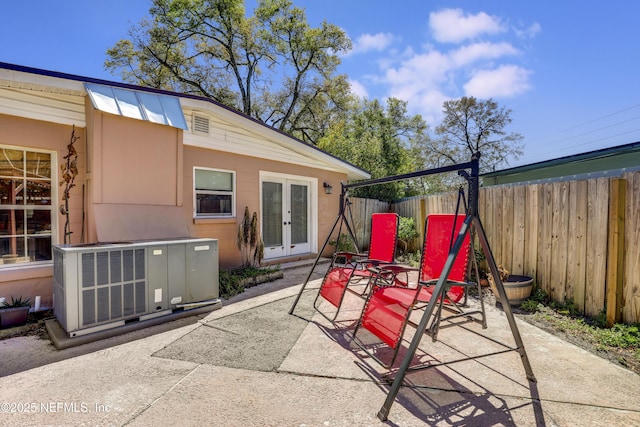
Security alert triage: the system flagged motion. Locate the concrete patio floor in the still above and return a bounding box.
[0,263,639,426]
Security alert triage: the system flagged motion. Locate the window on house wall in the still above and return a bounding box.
[194,167,235,218]
[0,147,54,265]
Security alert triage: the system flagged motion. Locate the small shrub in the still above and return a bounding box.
[549,298,581,317]
[219,270,245,299]
[520,299,541,313]
[596,324,640,349]
[593,310,608,329]
[530,287,548,303]
[329,233,357,253]
[396,250,421,267]
[218,266,281,299]
[519,286,548,313]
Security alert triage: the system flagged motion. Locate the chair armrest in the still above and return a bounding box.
[356,258,393,266]
[420,279,476,287]
[333,251,367,263]
[375,264,417,274]
[366,264,417,288]
[365,263,414,276]
[335,251,367,257]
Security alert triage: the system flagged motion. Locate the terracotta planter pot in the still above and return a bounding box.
[489,275,534,306]
[0,306,30,328]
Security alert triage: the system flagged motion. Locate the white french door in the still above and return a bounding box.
[261,175,314,259]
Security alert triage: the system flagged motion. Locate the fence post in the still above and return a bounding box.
[606,178,626,326]
[419,198,427,237]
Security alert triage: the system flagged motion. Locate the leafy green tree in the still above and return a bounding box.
[318,98,426,201]
[397,216,420,254]
[433,96,524,174]
[105,0,352,144]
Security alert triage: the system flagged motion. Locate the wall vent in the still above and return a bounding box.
[192,114,210,135]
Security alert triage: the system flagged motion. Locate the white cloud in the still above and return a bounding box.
[429,8,506,43]
[345,8,535,121]
[515,22,542,39]
[350,32,399,55]
[385,51,450,86]
[383,50,453,120]
[463,65,532,98]
[349,79,368,98]
[411,90,450,124]
[450,42,519,67]
[379,42,529,120]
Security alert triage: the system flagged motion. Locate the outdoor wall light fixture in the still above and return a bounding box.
[323,182,333,194]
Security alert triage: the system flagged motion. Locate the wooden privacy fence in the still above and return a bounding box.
[347,172,640,324]
[341,197,390,250]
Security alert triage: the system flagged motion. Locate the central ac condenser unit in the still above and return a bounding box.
[53,238,219,337]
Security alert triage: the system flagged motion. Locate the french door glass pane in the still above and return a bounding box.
[290,184,308,245]
[262,182,282,247]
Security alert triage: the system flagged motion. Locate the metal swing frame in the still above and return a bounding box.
[289,153,536,421]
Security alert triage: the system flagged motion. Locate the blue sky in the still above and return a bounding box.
[2,1,640,168]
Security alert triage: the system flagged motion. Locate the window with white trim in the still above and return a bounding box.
[0,147,54,265]
[194,167,235,218]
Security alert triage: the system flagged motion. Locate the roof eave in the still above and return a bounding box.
[482,141,640,178]
[0,61,370,180]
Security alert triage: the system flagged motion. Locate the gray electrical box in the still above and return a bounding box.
[147,239,219,308]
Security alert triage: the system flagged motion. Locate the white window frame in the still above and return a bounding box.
[0,145,57,267]
[193,167,236,218]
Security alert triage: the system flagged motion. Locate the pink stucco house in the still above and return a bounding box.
[0,62,369,309]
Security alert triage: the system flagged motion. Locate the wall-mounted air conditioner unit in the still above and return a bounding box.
[53,238,219,337]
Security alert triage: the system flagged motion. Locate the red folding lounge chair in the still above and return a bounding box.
[352,214,482,368]
[314,212,399,322]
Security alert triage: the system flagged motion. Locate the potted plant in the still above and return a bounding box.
[488,266,534,306]
[0,296,31,328]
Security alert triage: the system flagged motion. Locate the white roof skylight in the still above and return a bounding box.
[85,83,188,130]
